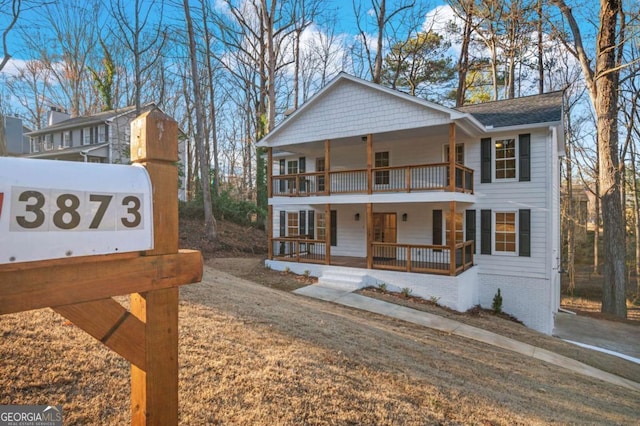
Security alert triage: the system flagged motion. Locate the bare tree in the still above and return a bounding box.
[0,0,21,73]
[552,0,628,318]
[108,0,168,113]
[183,0,216,240]
[352,0,417,83]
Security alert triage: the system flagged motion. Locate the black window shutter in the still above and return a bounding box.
[104,124,109,142]
[299,210,306,236]
[465,209,476,252]
[279,211,286,237]
[308,211,315,238]
[80,129,83,144]
[519,133,530,182]
[279,159,285,192]
[330,210,337,246]
[481,138,492,183]
[432,210,442,245]
[519,209,531,257]
[481,209,492,255]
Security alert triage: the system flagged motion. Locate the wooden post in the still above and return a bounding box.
[324,140,330,195]
[367,134,373,194]
[449,201,456,276]
[130,109,179,425]
[0,109,202,426]
[267,147,273,199]
[267,205,273,260]
[366,203,373,269]
[449,123,456,192]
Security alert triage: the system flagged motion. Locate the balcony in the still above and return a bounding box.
[270,237,474,276]
[272,162,473,197]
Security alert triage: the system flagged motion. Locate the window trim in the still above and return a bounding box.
[493,137,518,181]
[493,210,518,255]
[287,211,299,237]
[316,212,326,240]
[443,143,465,164]
[445,211,464,245]
[62,130,71,148]
[374,151,390,185]
[43,134,53,151]
[82,127,92,146]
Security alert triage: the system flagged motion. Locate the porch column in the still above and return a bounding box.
[267,147,273,198]
[324,139,330,195]
[267,205,273,260]
[367,134,373,194]
[366,203,373,269]
[449,123,456,192]
[325,203,331,265]
[449,200,456,276]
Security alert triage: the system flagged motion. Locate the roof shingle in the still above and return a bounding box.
[456,91,563,128]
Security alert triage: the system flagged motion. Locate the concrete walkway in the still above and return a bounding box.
[293,284,640,392]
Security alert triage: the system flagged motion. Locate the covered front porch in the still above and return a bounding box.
[268,201,475,277]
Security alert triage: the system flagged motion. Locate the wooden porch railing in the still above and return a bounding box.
[371,240,474,275]
[272,162,474,196]
[271,237,327,264]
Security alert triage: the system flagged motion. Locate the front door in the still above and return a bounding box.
[373,213,397,259]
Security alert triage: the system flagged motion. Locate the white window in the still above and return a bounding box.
[98,125,106,143]
[316,212,326,240]
[62,130,71,148]
[494,211,516,253]
[31,138,40,153]
[443,143,465,164]
[82,127,91,145]
[374,151,390,185]
[44,134,53,151]
[287,212,299,236]
[494,138,516,179]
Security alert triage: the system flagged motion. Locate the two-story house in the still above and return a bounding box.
[23,104,187,200]
[24,104,157,164]
[257,73,564,334]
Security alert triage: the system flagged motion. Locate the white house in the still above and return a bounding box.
[23,104,187,201]
[257,73,564,334]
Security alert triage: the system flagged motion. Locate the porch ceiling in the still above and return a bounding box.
[272,123,468,158]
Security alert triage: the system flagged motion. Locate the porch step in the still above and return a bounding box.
[317,270,367,291]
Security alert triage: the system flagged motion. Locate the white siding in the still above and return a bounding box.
[269,79,450,146]
[464,129,550,280]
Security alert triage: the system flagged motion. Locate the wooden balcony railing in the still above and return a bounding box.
[272,162,473,196]
[371,240,474,275]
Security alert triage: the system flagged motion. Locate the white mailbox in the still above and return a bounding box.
[0,157,154,264]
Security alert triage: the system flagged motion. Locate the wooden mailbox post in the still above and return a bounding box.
[0,109,202,425]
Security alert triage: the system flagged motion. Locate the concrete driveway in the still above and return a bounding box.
[553,312,640,363]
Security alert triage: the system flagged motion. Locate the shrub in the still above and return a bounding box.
[492,289,503,314]
[377,282,387,292]
[400,287,412,298]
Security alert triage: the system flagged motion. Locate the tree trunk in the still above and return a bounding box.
[595,0,626,317]
[553,0,627,318]
[183,0,217,241]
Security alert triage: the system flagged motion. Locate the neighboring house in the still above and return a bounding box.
[0,115,31,156]
[23,104,187,200]
[257,73,564,334]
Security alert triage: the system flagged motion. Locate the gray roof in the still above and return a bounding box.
[456,91,564,128]
[25,104,154,136]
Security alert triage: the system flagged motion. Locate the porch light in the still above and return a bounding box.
[402,213,408,222]
[361,136,367,142]
[355,213,360,221]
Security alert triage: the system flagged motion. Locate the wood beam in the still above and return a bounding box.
[449,123,456,192]
[325,203,331,264]
[267,205,273,259]
[0,250,202,315]
[267,147,273,199]
[367,134,373,194]
[324,140,330,195]
[54,298,146,369]
[367,203,373,269]
[449,201,456,276]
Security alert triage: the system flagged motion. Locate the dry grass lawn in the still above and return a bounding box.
[2,258,640,425]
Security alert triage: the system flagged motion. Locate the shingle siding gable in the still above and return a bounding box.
[269,79,450,147]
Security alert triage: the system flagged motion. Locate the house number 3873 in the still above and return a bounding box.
[9,188,144,232]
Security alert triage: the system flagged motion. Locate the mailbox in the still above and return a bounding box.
[0,157,154,264]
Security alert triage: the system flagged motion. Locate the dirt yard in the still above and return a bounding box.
[1,219,639,424]
[1,254,639,425]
